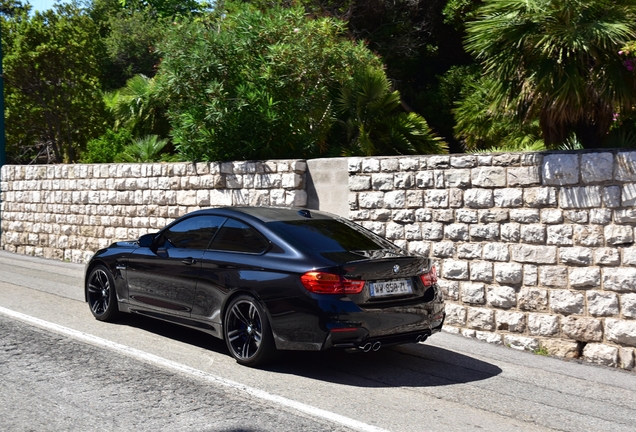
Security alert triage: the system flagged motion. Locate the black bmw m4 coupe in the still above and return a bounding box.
[85,206,445,367]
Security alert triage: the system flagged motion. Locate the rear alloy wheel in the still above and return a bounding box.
[224,295,276,367]
[86,265,119,322]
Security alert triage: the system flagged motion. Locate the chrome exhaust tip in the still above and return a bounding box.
[361,343,372,352]
[372,341,381,351]
[417,334,428,344]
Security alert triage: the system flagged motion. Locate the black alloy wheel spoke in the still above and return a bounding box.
[228,300,263,360]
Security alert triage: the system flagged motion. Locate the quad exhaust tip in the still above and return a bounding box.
[416,334,428,343]
[372,341,381,351]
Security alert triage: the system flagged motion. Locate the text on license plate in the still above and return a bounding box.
[369,279,413,297]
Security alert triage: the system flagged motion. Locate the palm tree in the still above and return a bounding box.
[116,135,169,163]
[465,0,636,148]
[335,68,448,156]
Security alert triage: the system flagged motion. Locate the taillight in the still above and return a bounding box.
[420,266,438,287]
[300,271,365,294]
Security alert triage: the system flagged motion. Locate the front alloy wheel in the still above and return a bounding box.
[224,295,276,367]
[86,265,119,322]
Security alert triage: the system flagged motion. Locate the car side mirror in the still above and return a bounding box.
[137,233,156,248]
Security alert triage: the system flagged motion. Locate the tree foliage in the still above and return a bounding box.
[2,2,108,163]
[155,5,387,161]
[465,0,636,149]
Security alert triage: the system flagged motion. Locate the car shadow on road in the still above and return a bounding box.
[263,343,503,388]
[115,313,501,388]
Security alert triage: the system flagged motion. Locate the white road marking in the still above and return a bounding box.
[0,306,390,432]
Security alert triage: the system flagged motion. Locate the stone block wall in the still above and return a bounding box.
[347,151,636,370]
[0,160,307,263]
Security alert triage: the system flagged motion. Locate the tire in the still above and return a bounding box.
[224,295,277,367]
[86,265,119,322]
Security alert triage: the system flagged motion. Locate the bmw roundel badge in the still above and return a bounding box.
[393,264,400,274]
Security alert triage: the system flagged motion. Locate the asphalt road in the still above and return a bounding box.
[0,250,635,432]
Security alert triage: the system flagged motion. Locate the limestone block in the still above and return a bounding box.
[444,169,471,188]
[467,307,495,331]
[176,190,197,206]
[583,344,618,367]
[407,241,430,257]
[595,248,620,266]
[479,209,509,223]
[406,191,424,208]
[500,223,521,242]
[442,260,469,280]
[470,261,493,282]
[540,339,579,358]
[622,183,636,207]
[560,186,602,209]
[546,225,573,246]
[380,158,399,172]
[564,210,588,224]
[475,331,503,345]
[541,209,563,224]
[361,158,380,173]
[542,153,579,185]
[494,262,523,284]
[416,171,434,188]
[603,268,636,292]
[472,167,506,187]
[528,314,559,336]
[520,224,545,244]
[590,209,612,224]
[524,264,538,286]
[428,155,450,168]
[464,189,493,208]
[457,243,482,259]
[425,190,449,208]
[196,190,210,206]
[581,152,613,183]
[421,223,444,240]
[347,158,362,173]
[433,241,455,258]
[445,223,469,241]
[622,293,636,318]
[511,245,557,264]
[438,280,459,301]
[449,189,464,208]
[477,155,492,166]
[537,266,568,288]
[469,224,500,241]
[444,303,466,326]
[404,223,422,240]
[434,171,445,188]
[605,319,636,346]
[350,210,369,220]
[398,157,420,172]
[623,247,636,266]
[605,225,635,246]
[370,209,391,221]
[524,187,557,208]
[349,175,371,191]
[619,348,635,370]
[615,151,636,181]
[614,209,636,224]
[562,316,603,342]
[560,247,593,266]
[487,285,517,309]
[456,209,478,224]
[415,208,433,222]
[510,209,540,224]
[393,210,414,223]
[494,188,523,207]
[504,335,539,351]
[370,173,394,191]
[574,225,604,247]
[483,244,510,261]
[496,311,526,333]
[461,282,486,304]
[587,291,619,317]
[568,267,600,288]
[270,189,286,206]
[549,290,584,315]
[451,155,477,168]
[349,193,359,211]
[433,210,454,223]
[508,166,540,186]
[385,222,405,240]
[358,192,384,209]
[384,191,406,209]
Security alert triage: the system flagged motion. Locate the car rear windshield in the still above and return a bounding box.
[268,219,394,252]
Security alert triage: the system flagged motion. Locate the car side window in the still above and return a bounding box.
[210,218,269,254]
[158,215,226,250]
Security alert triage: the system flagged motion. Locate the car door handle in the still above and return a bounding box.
[182,258,197,265]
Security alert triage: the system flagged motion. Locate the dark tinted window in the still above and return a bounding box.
[210,219,269,254]
[269,219,393,252]
[159,215,225,250]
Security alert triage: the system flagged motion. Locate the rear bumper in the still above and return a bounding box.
[267,290,445,351]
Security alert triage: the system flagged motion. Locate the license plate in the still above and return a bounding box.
[369,279,413,297]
